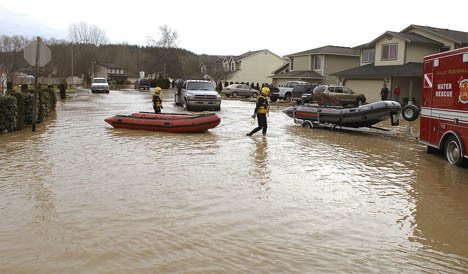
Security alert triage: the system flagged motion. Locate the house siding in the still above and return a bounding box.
[375,36,406,66]
[323,55,360,84]
[229,50,284,84]
[292,55,309,71]
[406,43,440,63]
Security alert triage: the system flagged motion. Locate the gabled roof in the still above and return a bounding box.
[402,25,468,46]
[287,45,360,57]
[332,62,423,78]
[271,62,290,74]
[98,63,123,69]
[270,70,324,79]
[235,50,263,61]
[359,31,443,49]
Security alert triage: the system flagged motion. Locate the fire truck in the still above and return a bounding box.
[405,47,468,166]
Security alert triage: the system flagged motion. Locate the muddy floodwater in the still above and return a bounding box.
[1,89,467,273]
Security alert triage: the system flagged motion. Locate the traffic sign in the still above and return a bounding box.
[23,39,51,67]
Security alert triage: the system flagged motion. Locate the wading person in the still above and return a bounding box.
[393,85,401,103]
[380,83,389,100]
[247,87,270,136]
[152,87,163,113]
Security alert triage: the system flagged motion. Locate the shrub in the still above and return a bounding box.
[0,95,18,132]
[8,91,25,130]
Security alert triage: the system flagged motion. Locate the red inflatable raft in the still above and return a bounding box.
[105,112,221,133]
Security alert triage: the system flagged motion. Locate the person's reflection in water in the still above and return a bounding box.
[253,137,271,185]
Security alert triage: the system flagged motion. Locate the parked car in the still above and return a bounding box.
[311,85,366,106]
[270,81,309,102]
[91,77,109,93]
[134,78,151,90]
[174,79,221,111]
[291,83,318,102]
[222,84,259,98]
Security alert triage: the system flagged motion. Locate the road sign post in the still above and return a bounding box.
[24,37,51,132]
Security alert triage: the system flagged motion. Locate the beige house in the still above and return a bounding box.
[271,45,360,86]
[223,49,284,85]
[92,63,127,84]
[334,25,468,104]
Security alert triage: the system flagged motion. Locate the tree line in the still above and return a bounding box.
[0,22,224,84]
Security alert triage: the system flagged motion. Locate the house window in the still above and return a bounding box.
[362,49,375,63]
[313,56,322,70]
[440,46,450,52]
[290,59,294,71]
[231,62,235,71]
[381,43,398,61]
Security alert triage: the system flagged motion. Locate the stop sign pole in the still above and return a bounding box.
[32,37,41,132]
[24,37,51,132]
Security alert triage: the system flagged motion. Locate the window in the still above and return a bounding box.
[434,59,439,67]
[343,87,353,94]
[463,53,468,63]
[440,46,450,52]
[334,87,343,93]
[290,59,294,71]
[313,56,322,70]
[231,63,235,71]
[381,43,398,60]
[362,49,375,63]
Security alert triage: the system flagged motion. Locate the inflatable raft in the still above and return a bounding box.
[283,101,401,128]
[105,112,220,133]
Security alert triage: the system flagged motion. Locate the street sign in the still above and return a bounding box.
[23,39,51,67]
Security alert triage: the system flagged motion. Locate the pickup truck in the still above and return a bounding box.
[174,79,221,111]
[270,81,309,102]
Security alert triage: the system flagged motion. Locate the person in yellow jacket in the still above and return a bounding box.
[152,87,163,113]
[247,87,270,136]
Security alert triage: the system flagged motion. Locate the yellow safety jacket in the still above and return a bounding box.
[153,95,162,108]
[256,95,269,114]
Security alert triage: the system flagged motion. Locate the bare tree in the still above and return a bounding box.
[0,35,31,78]
[68,22,108,45]
[146,25,178,48]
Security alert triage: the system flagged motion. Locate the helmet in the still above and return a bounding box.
[261,87,270,96]
[155,87,161,94]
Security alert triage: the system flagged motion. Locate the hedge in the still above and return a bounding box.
[0,95,18,132]
[1,88,57,133]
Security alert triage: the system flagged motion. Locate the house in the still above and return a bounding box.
[271,46,360,86]
[333,25,468,103]
[93,63,127,84]
[223,49,284,85]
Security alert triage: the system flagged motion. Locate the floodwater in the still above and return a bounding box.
[1,89,467,273]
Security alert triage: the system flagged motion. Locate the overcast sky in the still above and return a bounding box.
[0,0,466,56]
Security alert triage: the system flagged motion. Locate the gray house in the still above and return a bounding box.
[271,45,360,86]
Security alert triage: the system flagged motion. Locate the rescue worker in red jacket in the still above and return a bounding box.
[152,87,163,113]
[247,87,270,136]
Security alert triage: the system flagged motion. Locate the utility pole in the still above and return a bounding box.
[32,37,40,132]
[71,45,74,86]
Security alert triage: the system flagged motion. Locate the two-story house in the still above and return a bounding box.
[333,25,468,103]
[223,49,284,85]
[271,45,360,86]
[93,63,127,84]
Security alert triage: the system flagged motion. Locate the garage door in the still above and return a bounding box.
[346,79,384,103]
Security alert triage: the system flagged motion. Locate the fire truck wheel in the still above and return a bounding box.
[444,136,464,166]
[401,105,419,121]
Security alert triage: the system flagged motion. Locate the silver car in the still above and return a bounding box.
[222,84,259,98]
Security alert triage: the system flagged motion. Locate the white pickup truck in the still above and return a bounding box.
[270,81,309,102]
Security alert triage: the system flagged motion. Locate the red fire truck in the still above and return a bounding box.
[410,47,468,166]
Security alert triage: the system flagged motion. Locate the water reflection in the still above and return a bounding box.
[251,137,270,185]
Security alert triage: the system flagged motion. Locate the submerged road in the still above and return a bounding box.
[1,89,467,273]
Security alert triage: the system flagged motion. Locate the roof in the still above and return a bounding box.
[359,31,443,48]
[270,70,324,79]
[403,25,468,46]
[98,63,123,69]
[271,62,290,74]
[287,45,360,57]
[332,62,423,78]
[235,50,263,61]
